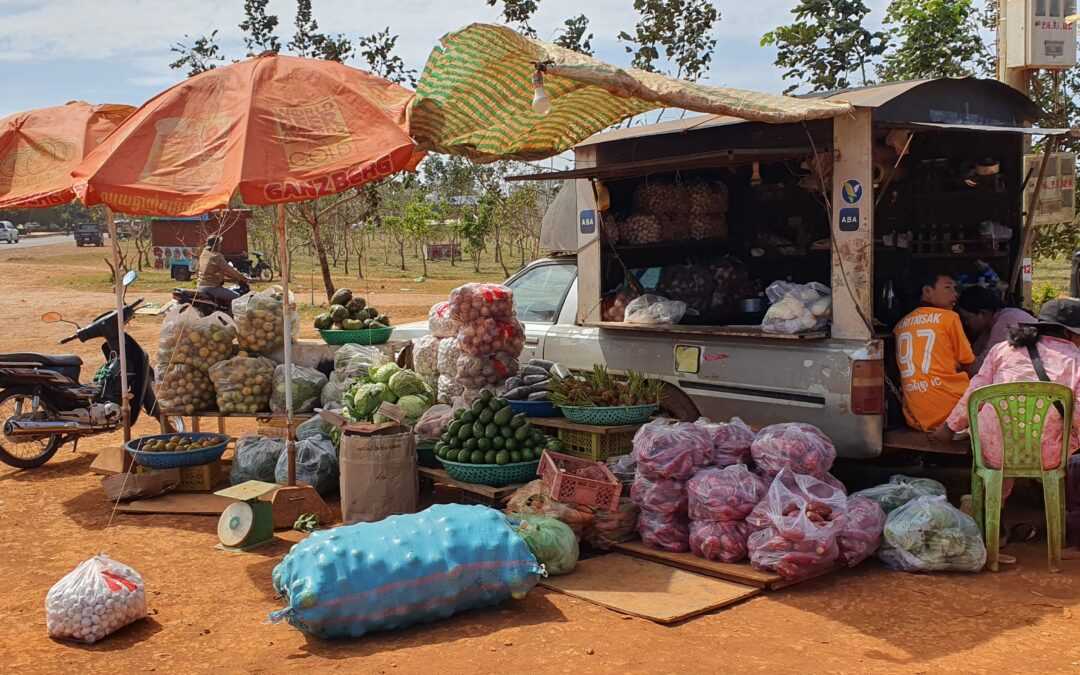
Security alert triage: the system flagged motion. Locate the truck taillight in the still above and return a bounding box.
[851,360,884,415]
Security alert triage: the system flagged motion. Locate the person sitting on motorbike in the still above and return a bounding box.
[197,236,250,307]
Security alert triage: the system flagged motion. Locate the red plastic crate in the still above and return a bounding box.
[538,450,621,512]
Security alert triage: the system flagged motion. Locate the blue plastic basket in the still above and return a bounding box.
[558,404,657,426]
[125,432,230,469]
[507,399,561,418]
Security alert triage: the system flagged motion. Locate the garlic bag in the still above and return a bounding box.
[46,555,147,644]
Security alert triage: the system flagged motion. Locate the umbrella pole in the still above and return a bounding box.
[106,207,131,443]
[275,204,296,486]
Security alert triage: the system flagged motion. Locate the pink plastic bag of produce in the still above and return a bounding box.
[837,495,886,567]
[448,283,515,322]
[750,422,836,478]
[746,469,846,580]
[690,519,751,563]
[632,420,712,480]
[630,475,687,515]
[821,472,848,495]
[687,465,768,522]
[638,510,690,552]
[694,417,755,467]
[428,301,458,338]
[456,318,525,357]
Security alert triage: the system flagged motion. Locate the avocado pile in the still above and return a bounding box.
[435,390,564,465]
[314,288,390,331]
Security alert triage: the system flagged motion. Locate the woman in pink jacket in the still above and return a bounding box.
[945,299,1080,558]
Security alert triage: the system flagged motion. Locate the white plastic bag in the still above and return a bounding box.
[46,555,147,643]
[412,335,441,377]
[428,301,459,338]
[762,281,832,334]
[624,294,687,325]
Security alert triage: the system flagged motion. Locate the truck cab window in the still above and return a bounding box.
[509,264,577,323]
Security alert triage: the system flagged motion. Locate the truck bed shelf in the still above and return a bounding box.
[589,322,829,340]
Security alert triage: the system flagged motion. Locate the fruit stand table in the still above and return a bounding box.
[417,466,524,507]
[157,411,313,439]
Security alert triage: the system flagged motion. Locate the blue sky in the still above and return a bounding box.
[0,0,894,119]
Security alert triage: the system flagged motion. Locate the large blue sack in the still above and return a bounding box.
[270,504,542,639]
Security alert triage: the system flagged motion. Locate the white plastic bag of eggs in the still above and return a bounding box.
[45,554,147,644]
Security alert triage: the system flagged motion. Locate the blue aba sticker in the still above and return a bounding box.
[839,207,860,231]
[579,209,596,234]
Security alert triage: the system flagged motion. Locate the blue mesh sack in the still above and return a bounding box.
[270,504,542,638]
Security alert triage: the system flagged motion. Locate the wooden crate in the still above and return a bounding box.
[136,461,225,492]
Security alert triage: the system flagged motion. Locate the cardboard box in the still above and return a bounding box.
[136,461,225,492]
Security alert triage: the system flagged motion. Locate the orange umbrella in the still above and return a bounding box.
[73,54,421,216]
[0,101,133,209]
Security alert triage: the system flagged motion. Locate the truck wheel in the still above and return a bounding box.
[658,383,699,421]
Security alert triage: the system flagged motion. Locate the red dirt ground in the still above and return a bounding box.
[3,247,1080,674]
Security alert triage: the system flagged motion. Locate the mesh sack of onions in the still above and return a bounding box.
[428,301,459,338]
[437,337,462,378]
[412,335,441,377]
[456,318,525,357]
[455,352,520,389]
[448,283,515,323]
[686,180,729,215]
[46,554,147,644]
[621,213,662,244]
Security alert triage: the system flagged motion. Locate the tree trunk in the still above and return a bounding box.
[494,224,502,263]
[398,239,406,271]
[420,239,428,276]
[449,232,456,267]
[307,214,336,302]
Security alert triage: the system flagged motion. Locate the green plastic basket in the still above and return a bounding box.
[319,326,392,346]
[437,457,540,487]
[558,404,657,426]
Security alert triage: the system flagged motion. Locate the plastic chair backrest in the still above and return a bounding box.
[968,381,1074,473]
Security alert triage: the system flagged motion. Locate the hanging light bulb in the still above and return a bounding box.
[531,69,551,115]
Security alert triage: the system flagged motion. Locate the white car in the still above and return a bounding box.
[0,222,19,244]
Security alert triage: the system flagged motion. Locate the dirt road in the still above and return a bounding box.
[3,244,1080,674]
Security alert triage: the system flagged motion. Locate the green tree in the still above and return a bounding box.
[401,198,437,276]
[288,0,353,62]
[877,0,988,81]
[239,0,281,55]
[486,0,539,36]
[554,14,594,55]
[617,0,720,80]
[356,28,417,85]
[762,0,887,94]
[169,31,224,76]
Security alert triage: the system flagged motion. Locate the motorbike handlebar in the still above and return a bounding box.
[59,334,77,345]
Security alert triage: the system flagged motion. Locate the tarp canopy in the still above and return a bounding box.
[539,180,578,253]
[0,101,133,209]
[409,24,854,163]
[73,54,422,217]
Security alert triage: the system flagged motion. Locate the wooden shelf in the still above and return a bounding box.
[590,321,829,341]
[527,417,643,435]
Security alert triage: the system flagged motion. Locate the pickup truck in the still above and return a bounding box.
[0,221,18,244]
[390,255,882,459]
[73,223,104,247]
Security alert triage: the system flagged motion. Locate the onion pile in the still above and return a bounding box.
[448,283,515,323]
[454,352,519,389]
[620,213,662,244]
[437,337,461,378]
[456,318,525,357]
[208,354,275,414]
[46,555,147,644]
[233,286,297,354]
[157,364,215,414]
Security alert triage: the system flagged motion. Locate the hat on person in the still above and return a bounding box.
[1031,298,1080,336]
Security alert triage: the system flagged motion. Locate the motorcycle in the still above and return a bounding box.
[0,271,183,469]
[251,252,273,282]
[171,281,251,317]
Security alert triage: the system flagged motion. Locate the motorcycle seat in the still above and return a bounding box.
[0,353,83,368]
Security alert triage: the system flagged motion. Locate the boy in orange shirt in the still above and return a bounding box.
[894,272,975,431]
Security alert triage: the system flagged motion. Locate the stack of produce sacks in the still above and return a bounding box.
[630,420,712,551]
[209,354,275,413]
[751,422,837,479]
[695,417,755,467]
[156,306,237,413]
[687,465,767,562]
[685,179,729,240]
[633,182,689,241]
[436,337,464,403]
[232,286,297,354]
[448,283,523,391]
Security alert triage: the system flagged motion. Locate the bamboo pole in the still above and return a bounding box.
[275,204,296,485]
[105,207,131,443]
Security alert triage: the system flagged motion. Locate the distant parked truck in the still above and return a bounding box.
[73,222,103,247]
[424,242,461,261]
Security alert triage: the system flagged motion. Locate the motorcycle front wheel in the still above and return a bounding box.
[0,388,62,469]
[257,265,273,282]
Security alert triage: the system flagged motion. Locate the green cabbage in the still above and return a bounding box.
[371,362,401,385]
[397,394,429,420]
[388,369,425,397]
[351,382,386,418]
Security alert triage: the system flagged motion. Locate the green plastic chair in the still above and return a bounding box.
[969,381,1074,572]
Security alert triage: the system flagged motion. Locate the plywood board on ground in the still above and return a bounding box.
[614,540,782,589]
[540,554,758,624]
[115,493,232,515]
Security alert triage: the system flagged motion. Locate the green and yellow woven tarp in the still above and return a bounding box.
[409,23,854,163]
